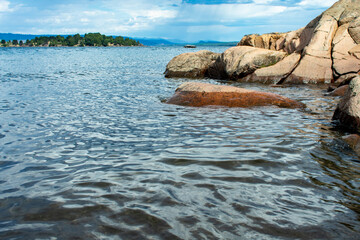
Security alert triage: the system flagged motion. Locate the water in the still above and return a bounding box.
[0,46,359,240]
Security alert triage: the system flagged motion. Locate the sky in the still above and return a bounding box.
[0,0,338,42]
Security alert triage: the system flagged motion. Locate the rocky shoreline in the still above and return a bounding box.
[164,0,360,152]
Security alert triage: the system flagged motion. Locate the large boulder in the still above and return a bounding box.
[164,50,220,78]
[241,53,301,84]
[208,46,287,80]
[333,76,360,132]
[166,82,305,108]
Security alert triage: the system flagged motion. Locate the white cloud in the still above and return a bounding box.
[298,0,337,8]
[101,0,180,19]
[21,0,179,35]
[0,0,10,12]
[0,0,335,41]
[178,3,293,23]
[252,0,275,4]
[141,9,176,20]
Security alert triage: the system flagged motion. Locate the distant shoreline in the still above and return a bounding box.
[0,45,144,48]
[0,32,143,48]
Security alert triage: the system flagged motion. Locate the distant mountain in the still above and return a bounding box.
[0,33,53,41]
[132,38,179,46]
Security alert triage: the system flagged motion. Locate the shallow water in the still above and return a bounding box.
[0,46,359,239]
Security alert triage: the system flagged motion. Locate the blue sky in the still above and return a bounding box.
[0,0,337,42]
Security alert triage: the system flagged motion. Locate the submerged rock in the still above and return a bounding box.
[333,76,360,132]
[166,82,305,108]
[342,134,360,154]
[164,50,220,78]
[327,85,349,96]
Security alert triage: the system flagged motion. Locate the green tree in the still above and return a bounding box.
[114,36,124,45]
[84,33,103,46]
[74,34,81,44]
[66,35,76,46]
[19,33,140,47]
[12,40,18,45]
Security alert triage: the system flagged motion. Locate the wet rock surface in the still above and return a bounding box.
[166,82,305,108]
[333,76,360,132]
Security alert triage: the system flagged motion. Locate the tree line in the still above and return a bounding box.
[0,33,142,47]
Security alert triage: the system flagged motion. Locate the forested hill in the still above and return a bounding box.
[0,33,142,47]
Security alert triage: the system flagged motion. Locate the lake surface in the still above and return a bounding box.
[0,46,359,239]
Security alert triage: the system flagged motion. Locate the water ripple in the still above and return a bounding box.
[0,47,359,239]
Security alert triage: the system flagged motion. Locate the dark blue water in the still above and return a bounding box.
[0,46,359,239]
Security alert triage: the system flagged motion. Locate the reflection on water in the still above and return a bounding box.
[0,47,359,239]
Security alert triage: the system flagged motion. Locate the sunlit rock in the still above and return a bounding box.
[207,46,287,80]
[241,53,301,84]
[237,33,286,50]
[332,24,360,76]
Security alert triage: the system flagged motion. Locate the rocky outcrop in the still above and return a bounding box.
[164,50,220,78]
[236,0,360,84]
[207,46,287,80]
[287,14,337,83]
[333,76,360,132]
[166,82,305,108]
[165,0,360,84]
[237,33,286,51]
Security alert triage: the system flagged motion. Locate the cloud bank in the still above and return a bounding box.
[0,0,338,41]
